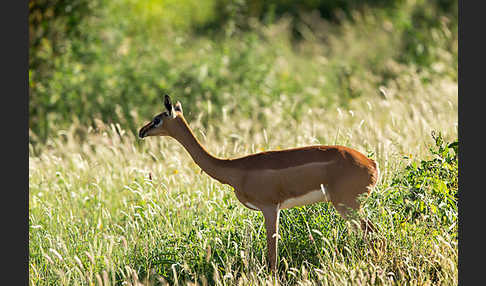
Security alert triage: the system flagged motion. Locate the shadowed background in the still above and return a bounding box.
[29,0,457,143]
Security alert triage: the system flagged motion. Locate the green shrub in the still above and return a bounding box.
[370,132,458,238]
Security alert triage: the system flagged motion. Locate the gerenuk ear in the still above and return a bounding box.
[164,94,176,118]
[164,94,172,111]
[174,101,183,114]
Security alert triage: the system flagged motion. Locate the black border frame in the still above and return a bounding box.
[3,0,29,284]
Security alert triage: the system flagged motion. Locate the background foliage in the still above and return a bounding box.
[29,0,457,143]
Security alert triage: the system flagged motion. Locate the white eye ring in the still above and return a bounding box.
[154,117,162,127]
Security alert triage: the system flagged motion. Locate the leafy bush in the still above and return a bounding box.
[369,132,458,238]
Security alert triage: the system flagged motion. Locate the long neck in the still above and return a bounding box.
[170,117,236,185]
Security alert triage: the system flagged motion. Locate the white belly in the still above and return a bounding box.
[279,185,329,209]
[244,202,260,210]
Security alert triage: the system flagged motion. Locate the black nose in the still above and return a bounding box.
[138,129,146,138]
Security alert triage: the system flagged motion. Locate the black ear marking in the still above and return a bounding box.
[164,94,177,118]
[164,94,173,112]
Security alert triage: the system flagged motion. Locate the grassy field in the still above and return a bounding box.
[29,0,457,285]
[29,83,457,285]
